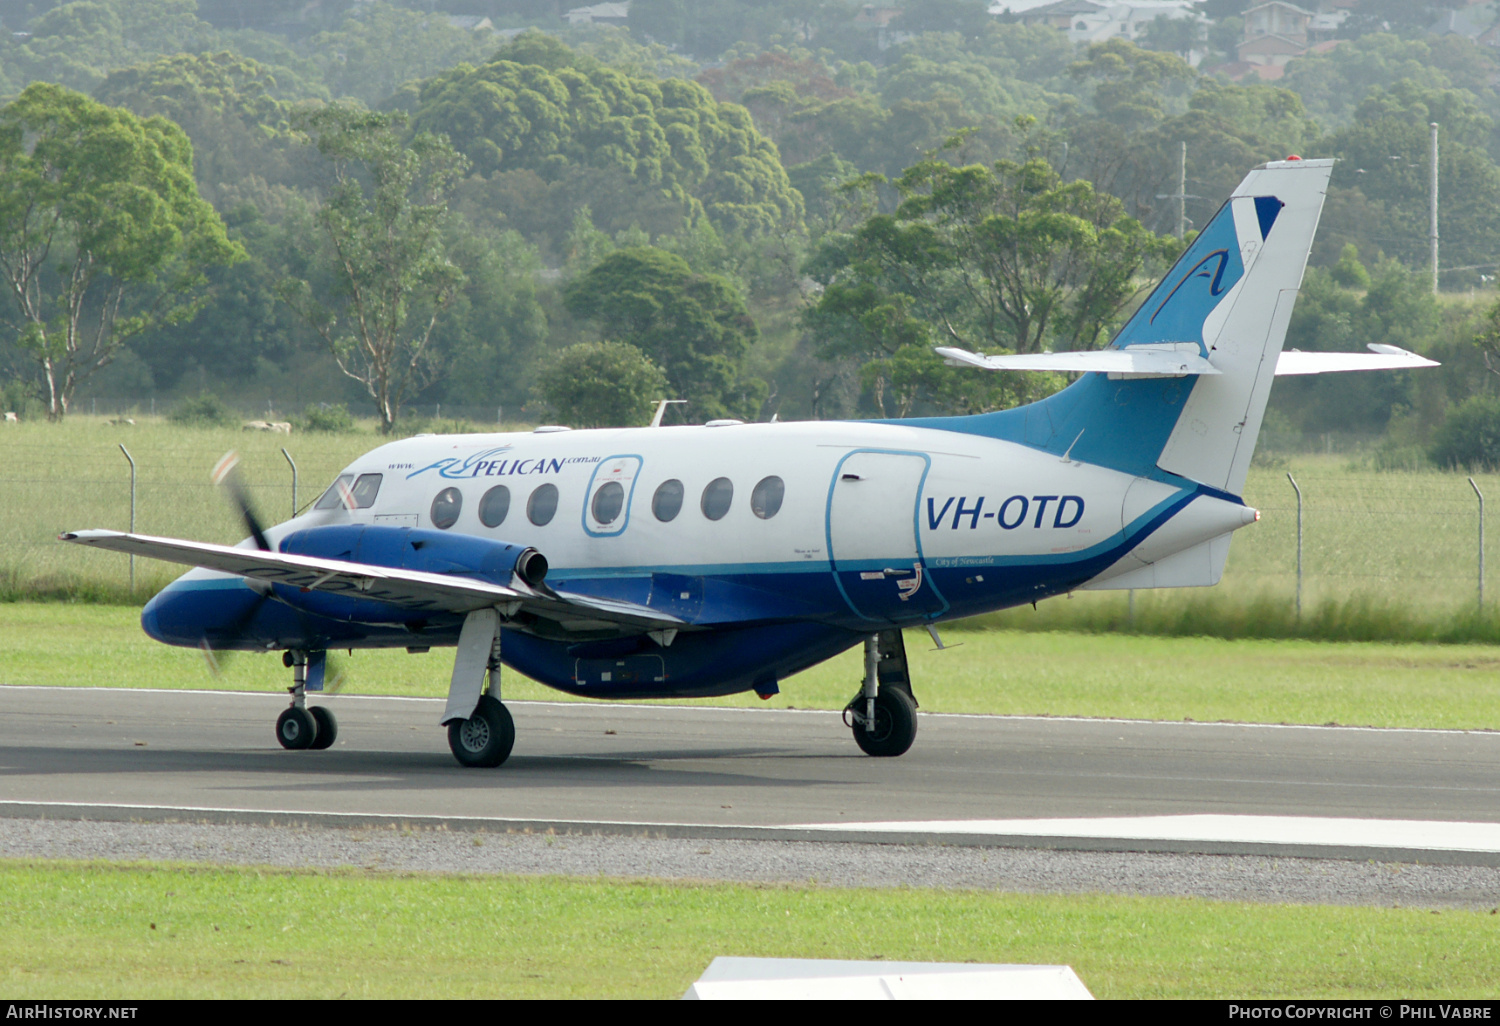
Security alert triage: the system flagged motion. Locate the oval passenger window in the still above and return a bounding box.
[592,481,625,525]
[479,485,510,528]
[528,483,559,526]
[652,479,684,522]
[751,476,784,520]
[700,477,733,521]
[430,487,462,530]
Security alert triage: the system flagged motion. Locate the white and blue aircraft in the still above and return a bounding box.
[63,158,1436,766]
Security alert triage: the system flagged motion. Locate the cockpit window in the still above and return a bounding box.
[313,473,381,511]
[350,474,382,508]
[314,474,355,510]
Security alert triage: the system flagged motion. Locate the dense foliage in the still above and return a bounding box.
[0,0,1494,451]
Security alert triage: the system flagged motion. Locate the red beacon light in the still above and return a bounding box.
[1286,154,1302,160]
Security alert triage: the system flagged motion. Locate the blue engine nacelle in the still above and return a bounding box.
[272,525,548,622]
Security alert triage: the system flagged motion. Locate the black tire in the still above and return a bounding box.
[276,706,318,750]
[447,695,515,768]
[308,705,338,750]
[852,687,918,757]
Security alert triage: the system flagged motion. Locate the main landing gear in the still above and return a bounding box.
[442,608,515,768]
[275,650,338,751]
[844,629,918,757]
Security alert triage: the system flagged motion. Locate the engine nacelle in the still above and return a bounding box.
[270,525,548,623]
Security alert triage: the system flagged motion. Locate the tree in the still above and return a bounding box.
[1430,394,1500,470]
[1321,82,1500,278]
[808,154,1173,355]
[1138,15,1205,62]
[803,153,1176,416]
[564,247,761,422]
[0,83,243,419]
[93,50,316,214]
[302,2,494,107]
[279,103,468,434]
[537,341,670,428]
[409,35,803,240]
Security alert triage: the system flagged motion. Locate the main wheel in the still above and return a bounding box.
[852,687,918,758]
[447,695,515,768]
[276,706,318,750]
[308,705,338,750]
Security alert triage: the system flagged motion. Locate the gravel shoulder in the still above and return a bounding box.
[4,816,1498,910]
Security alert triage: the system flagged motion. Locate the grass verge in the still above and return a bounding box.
[4,603,1498,729]
[0,860,1495,999]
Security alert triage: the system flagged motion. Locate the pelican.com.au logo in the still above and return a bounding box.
[406,446,600,481]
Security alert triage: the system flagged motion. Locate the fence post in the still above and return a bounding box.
[282,447,298,519]
[1287,471,1303,618]
[119,444,136,593]
[1470,477,1484,612]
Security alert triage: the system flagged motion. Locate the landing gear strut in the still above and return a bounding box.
[845,629,918,757]
[275,649,337,750]
[444,609,515,767]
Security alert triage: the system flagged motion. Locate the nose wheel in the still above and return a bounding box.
[275,649,338,751]
[276,706,318,750]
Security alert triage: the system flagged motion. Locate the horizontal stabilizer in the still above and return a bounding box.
[937,342,1437,378]
[1274,344,1439,375]
[936,344,1218,378]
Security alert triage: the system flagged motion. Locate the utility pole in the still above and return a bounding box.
[1431,122,1440,296]
[1155,142,1199,239]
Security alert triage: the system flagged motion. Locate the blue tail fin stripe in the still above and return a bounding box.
[1255,196,1284,240]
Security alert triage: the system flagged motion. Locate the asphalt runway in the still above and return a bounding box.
[3,685,1499,864]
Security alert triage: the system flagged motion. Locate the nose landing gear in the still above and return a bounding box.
[845,629,919,757]
[275,649,338,751]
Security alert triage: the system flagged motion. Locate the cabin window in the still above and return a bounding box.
[751,476,784,520]
[351,474,382,508]
[592,480,625,525]
[313,474,354,510]
[528,483,559,526]
[430,487,462,530]
[479,485,511,528]
[652,479,684,522]
[701,477,733,521]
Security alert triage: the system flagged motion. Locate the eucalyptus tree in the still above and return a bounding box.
[280,103,468,434]
[0,82,242,419]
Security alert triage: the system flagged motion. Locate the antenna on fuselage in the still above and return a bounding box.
[649,399,686,427]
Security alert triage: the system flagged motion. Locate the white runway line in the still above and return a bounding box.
[789,815,1500,853]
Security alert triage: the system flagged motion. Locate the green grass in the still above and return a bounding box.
[1,860,1495,998]
[5,603,1499,729]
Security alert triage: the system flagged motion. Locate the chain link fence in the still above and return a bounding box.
[2,420,1496,611]
[1225,462,1496,612]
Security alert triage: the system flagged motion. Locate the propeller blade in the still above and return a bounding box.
[212,451,272,552]
[199,638,224,678]
[324,651,351,694]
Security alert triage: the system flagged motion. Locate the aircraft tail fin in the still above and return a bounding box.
[913,158,1334,497]
[1147,158,1333,495]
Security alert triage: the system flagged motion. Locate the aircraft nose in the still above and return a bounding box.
[141,575,265,647]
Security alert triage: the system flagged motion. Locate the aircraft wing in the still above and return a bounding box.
[60,529,685,635]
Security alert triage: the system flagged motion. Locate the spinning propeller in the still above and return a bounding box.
[198,451,348,691]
